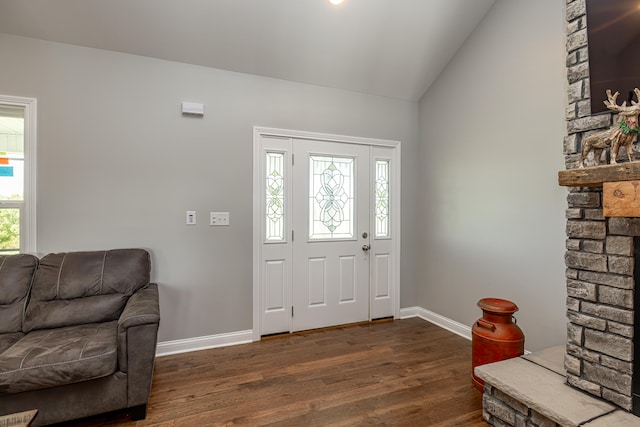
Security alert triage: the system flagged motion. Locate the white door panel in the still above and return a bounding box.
[259,136,292,335]
[292,140,370,331]
[370,146,395,319]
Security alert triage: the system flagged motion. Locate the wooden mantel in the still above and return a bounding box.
[558,162,640,187]
[559,162,640,217]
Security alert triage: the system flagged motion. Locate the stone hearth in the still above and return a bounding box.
[476,347,640,427]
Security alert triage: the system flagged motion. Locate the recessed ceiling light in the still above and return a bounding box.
[329,0,344,5]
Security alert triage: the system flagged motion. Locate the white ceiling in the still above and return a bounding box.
[0,0,496,101]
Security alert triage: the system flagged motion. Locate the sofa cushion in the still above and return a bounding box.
[0,332,24,354]
[0,321,117,395]
[0,254,38,333]
[23,249,150,332]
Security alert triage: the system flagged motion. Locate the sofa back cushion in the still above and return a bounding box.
[0,254,38,333]
[23,249,150,332]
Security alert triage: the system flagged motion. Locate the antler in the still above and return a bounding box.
[604,88,640,113]
[604,90,627,112]
[633,88,640,107]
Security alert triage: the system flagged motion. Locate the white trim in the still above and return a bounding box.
[391,147,401,319]
[155,314,529,358]
[156,312,471,358]
[400,306,531,354]
[400,306,472,341]
[252,130,261,341]
[253,126,401,339]
[0,94,37,254]
[254,126,400,148]
[156,330,253,357]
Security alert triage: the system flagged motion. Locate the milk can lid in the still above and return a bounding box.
[477,298,519,314]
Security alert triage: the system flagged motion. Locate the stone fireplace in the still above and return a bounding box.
[564,191,635,411]
[473,1,640,424]
[563,0,639,414]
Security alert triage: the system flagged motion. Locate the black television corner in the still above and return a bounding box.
[586,0,640,114]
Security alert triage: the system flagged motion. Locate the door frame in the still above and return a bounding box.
[252,126,401,341]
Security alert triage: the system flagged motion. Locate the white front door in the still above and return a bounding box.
[291,139,370,331]
[254,128,399,338]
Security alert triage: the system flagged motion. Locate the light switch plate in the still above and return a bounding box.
[210,212,230,226]
[186,211,196,225]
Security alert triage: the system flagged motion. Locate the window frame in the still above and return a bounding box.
[0,95,37,254]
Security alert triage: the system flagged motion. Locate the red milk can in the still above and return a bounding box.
[471,298,524,392]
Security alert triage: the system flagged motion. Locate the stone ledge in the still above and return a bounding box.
[583,410,640,426]
[475,347,640,427]
[522,345,566,376]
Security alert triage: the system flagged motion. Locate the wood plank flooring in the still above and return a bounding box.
[60,318,486,426]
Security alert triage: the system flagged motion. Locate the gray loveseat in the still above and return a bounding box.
[0,248,160,426]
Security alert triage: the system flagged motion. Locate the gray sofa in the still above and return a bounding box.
[0,249,160,426]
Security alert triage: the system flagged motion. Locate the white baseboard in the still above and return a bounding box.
[154,309,470,357]
[400,306,472,341]
[156,308,529,358]
[400,307,531,354]
[156,329,253,357]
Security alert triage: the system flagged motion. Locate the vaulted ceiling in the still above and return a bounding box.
[0,0,496,101]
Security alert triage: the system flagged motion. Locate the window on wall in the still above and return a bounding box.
[0,97,36,254]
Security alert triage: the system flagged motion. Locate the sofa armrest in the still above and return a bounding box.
[117,283,160,373]
[118,283,160,334]
[117,283,160,409]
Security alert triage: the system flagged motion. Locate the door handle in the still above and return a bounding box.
[362,244,371,252]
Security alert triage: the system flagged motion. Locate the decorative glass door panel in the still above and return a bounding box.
[374,160,390,238]
[265,151,285,242]
[309,155,354,240]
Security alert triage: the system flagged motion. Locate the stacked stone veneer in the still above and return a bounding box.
[563,0,636,412]
[483,384,559,427]
[564,191,634,410]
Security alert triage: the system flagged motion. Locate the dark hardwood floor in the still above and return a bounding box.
[62,318,486,426]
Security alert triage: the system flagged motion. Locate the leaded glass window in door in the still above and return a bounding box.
[375,160,390,238]
[309,156,354,240]
[265,152,285,241]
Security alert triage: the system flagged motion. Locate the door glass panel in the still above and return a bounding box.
[375,160,390,237]
[309,155,354,240]
[265,152,285,241]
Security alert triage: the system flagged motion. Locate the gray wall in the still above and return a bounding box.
[417,0,568,351]
[0,33,419,342]
[0,0,570,351]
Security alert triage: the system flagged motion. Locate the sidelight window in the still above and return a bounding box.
[375,160,390,238]
[265,151,285,241]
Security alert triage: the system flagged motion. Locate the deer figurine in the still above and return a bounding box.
[579,88,640,168]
